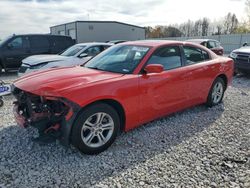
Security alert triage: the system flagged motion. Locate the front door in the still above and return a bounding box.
[139,45,188,123]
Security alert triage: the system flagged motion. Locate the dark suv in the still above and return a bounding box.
[0,34,74,74]
[229,46,250,74]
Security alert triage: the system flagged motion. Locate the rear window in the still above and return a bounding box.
[184,46,210,64]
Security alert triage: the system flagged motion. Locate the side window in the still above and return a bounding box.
[207,41,216,49]
[102,45,111,51]
[8,37,23,49]
[215,41,220,47]
[201,41,207,47]
[147,46,182,70]
[85,46,101,56]
[30,36,49,48]
[183,46,210,65]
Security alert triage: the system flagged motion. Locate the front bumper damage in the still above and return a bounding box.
[12,86,80,146]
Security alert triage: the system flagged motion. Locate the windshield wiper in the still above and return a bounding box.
[86,66,104,71]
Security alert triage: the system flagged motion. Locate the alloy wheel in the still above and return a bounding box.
[212,82,224,104]
[81,112,114,148]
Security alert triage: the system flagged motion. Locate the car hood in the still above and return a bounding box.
[22,54,72,66]
[233,47,250,53]
[14,66,124,96]
[40,57,92,68]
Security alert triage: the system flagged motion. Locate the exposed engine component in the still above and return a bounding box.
[12,87,71,143]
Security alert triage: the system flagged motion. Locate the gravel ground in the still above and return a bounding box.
[0,73,249,188]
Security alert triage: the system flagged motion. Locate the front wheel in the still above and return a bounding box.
[71,103,120,155]
[206,77,226,107]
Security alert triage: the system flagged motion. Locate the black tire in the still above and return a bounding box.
[0,64,3,76]
[0,98,3,107]
[233,69,238,76]
[71,103,120,155]
[206,77,226,107]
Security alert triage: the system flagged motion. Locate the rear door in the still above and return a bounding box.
[2,36,30,69]
[29,35,50,55]
[51,36,74,54]
[139,45,189,123]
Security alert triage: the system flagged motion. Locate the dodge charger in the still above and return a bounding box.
[12,40,234,155]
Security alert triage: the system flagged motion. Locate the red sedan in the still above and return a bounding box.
[12,40,234,154]
[187,39,224,56]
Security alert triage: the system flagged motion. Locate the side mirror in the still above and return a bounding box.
[243,42,248,47]
[79,53,88,58]
[144,64,164,74]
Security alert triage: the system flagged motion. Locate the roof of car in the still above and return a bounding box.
[12,34,72,38]
[107,40,128,44]
[75,42,113,47]
[186,39,219,43]
[121,40,185,47]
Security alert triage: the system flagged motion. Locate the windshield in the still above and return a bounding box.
[0,35,12,46]
[84,45,150,74]
[60,45,86,56]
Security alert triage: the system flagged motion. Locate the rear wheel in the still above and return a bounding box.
[71,103,120,155]
[206,77,226,107]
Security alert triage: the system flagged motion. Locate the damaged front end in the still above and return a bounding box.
[12,86,80,145]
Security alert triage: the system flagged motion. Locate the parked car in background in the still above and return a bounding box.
[13,40,234,155]
[187,39,224,55]
[107,40,128,44]
[229,46,250,74]
[0,34,74,74]
[18,42,112,76]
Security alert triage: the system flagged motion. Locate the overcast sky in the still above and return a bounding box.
[0,0,246,38]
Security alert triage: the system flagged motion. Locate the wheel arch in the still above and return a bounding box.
[217,74,228,89]
[74,98,126,132]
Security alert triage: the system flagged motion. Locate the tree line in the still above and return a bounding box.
[146,1,250,38]
[146,13,243,38]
